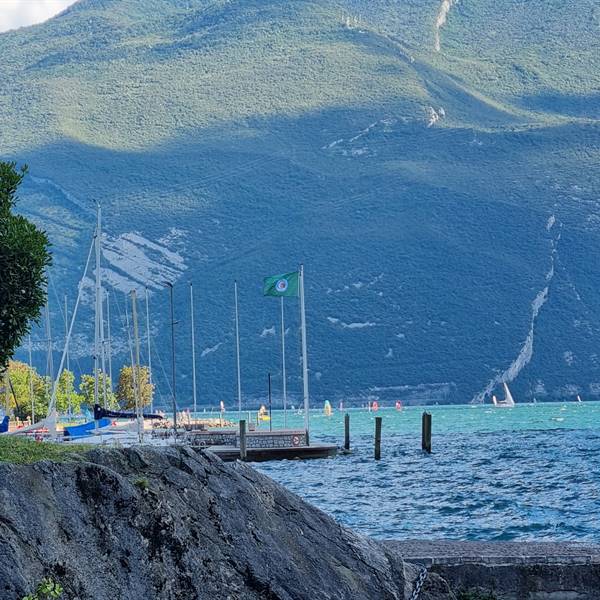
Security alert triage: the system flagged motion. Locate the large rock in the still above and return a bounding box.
[0,446,418,599]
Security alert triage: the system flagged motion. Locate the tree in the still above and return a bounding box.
[0,162,51,375]
[55,369,82,415]
[2,360,48,420]
[79,371,117,409]
[116,365,154,410]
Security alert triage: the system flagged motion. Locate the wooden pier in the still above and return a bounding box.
[207,443,338,462]
[185,427,338,462]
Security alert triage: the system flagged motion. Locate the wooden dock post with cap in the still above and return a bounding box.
[344,413,350,451]
[422,412,432,453]
[239,419,247,461]
[374,416,382,460]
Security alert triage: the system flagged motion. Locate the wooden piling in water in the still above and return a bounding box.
[239,419,247,461]
[422,412,432,454]
[344,413,350,451]
[374,416,382,460]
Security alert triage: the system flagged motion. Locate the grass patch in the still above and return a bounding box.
[133,476,149,491]
[0,436,90,465]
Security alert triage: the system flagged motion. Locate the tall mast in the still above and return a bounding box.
[124,296,135,369]
[64,295,70,414]
[144,287,153,412]
[93,204,101,408]
[190,282,197,415]
[45,302,53,403]
[105,290,113,392]
[28,335,35,424]
[47,234,95,419]
[234,281,242,421]
[166,282,178,435]
[280,297,287,428]
[131,290,143,443]
[299,264,310,441]
[99,249,107,407]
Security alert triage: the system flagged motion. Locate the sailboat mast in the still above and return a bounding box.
[64,295,70,414]
[280,297,287,428]
[45,302,53,402]
[93,205,101,407]
[28,335,34,424]
[144,287,153,412]
[131,290,143,443]
[234,281,242,421]
[47,234,95,418]
[190,282,197,415]
[105,290,113,391]
[124,296,135,369]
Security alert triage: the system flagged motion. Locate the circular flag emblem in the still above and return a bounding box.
[275,278,289,293]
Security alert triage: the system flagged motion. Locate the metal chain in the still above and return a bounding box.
[410,566,428,600]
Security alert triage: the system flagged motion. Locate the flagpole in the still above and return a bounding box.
[190,282,197,415]
[234,280,242,421]
[280,296,287,428]
[299,264,310,443]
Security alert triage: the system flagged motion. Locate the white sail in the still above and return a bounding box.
[503,382,516,407]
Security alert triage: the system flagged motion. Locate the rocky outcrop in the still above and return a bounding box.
[0,446,418,600]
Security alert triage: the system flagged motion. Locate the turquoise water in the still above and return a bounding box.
[253,402,600,541]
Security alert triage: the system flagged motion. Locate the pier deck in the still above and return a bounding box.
[207,443,338,462]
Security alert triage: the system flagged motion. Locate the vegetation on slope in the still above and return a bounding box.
[0,0,598,405]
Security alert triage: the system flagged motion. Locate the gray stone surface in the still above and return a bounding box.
[387,540,600,600]
[2,446,599,599]
[0,446,410,599]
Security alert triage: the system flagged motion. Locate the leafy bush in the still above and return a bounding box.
[22,577,63,600]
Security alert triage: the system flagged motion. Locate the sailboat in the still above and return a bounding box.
[323,400,332,417]
[258,405,270,422]
[576,395,583,403]
[492,382,516,408]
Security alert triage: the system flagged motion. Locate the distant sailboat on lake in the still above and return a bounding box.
[323,400,333,417]
[577,394,583,403]
[492,382,516,408]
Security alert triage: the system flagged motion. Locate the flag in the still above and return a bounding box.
[263,271,299,297]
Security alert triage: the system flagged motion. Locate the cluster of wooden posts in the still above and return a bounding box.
[235,411,434,462]
[344,412,433,459]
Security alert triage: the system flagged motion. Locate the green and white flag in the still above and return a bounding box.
[263,271,299,297]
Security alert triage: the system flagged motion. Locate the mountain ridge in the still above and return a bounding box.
[1,0,599,406]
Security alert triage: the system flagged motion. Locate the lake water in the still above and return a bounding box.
[253,402,600,542]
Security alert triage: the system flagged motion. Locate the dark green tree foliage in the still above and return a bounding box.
[0,162,51,373]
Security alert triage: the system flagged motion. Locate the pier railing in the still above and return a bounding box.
[186,429,308,449]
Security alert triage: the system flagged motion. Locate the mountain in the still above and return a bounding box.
[1,0,599,407]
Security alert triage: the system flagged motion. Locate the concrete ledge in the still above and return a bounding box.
[385,540,600,599]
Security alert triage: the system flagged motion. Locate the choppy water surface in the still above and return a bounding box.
[254,402,600,541]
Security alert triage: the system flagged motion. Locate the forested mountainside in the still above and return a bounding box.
[1,0,599,406]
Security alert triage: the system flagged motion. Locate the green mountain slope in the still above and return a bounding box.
[1,0,599,406]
